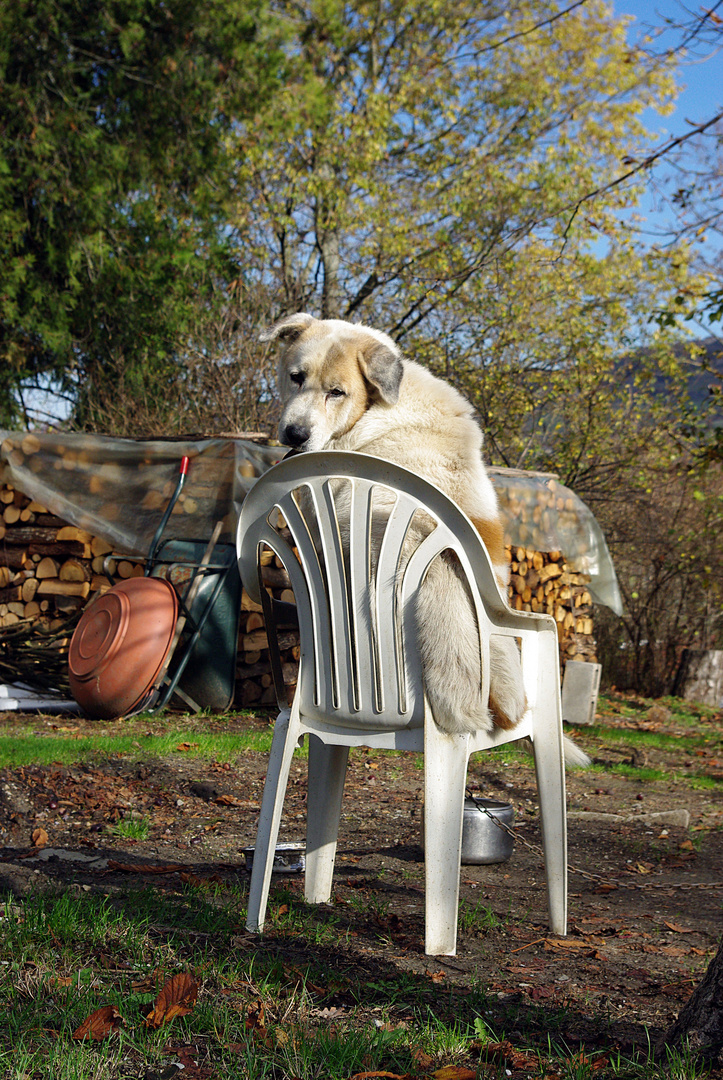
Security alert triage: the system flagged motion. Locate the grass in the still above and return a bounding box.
[0,726,275,769]
[111,816,151,841]
[0,886,482,1080]
[0,881,709,1080]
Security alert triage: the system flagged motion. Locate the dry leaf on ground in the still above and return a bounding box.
[145,972,199,1029]
[477,1039,539,1070]
[72,1005,123,1040]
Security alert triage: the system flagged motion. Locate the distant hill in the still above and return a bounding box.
[625,335,723,421]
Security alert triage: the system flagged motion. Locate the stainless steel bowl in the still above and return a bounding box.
[243,842,306,874]
[461,798,514,864]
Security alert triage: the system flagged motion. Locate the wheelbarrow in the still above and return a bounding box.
[68,457,241,719]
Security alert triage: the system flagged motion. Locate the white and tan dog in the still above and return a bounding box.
[262,313,589,766]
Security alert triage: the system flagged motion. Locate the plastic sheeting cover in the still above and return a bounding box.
[0,432,622,613]
[488,468,622,614]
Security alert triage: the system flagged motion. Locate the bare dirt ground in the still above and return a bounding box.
[1,697,722,1071]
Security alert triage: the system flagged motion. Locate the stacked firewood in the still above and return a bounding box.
[237,553,299,708]
[506,545,597,665]
[0,481,141,631]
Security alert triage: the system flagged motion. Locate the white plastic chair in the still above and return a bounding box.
[236,451,567,955]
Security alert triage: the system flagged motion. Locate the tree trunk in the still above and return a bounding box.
[315,162,343,319]
[661,936,723,1063]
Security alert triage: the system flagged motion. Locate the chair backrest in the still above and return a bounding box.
[237,451,527,734]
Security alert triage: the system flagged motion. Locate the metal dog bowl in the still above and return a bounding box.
[461,798,515,864]
[420,797,515,864]
[243,842,306,874]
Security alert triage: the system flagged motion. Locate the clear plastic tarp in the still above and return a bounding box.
[0,432,622,613]
[488,467,623,614]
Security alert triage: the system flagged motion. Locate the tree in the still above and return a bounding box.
[662,935,723,1063]
[230,0,688,332]
[227,1,706,473]
[0,0,283,430]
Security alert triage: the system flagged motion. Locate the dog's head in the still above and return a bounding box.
[261,313,403,451]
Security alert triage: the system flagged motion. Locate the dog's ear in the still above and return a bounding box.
[358,341,403,405]
[259,313,314,344]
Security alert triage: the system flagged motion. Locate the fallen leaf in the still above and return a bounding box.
[107,860,184,874]
[544,938,596,951]
[72,1005,123,1040]
[176,742,200,752]
[410,1047,435,1069]
[132,967,168,992]
[529,985,556,1001]
[31,827,48,848]
[349,1073,411,1080]
[478,1040,538,1070]
[179,872,204,888]
[642,944,688,957]
[569,1051,610,1072]
[145,972,199,1029]
[426,970,445,983]
[664,922,694,934]
[432,1067,477,1080]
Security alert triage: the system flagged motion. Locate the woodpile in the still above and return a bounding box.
[237,552,299,709]
[0,481,143,632]
[1,474,596,710]
[505,545,597,666]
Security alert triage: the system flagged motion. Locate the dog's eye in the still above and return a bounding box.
[327,387,346,398]
[289,372,305,387]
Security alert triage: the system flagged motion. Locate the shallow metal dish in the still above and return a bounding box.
[243,842,306,874]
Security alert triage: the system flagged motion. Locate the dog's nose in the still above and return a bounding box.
[283,424,310,448]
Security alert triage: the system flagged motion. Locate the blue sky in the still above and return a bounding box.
[613,0,722,248]
[615,0,722,134]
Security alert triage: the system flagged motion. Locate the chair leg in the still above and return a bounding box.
[305,736,349,904]
[246,709,300,933]
[531,649,568,937]
[423,722,470,956]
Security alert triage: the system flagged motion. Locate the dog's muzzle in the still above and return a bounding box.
[281,423,311,449]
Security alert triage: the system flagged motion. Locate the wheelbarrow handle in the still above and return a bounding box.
[145,456,191,574]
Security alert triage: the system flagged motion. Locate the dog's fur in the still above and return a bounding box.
[262,313,589,767]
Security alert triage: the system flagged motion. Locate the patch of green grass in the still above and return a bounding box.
[0,881,705,1080]
[458,899,502,934]
[686,773,723,792]
[112,815,151,841]
[585,722,721,755]
[0,727,274,769]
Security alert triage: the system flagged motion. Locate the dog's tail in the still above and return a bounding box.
[561,735,591,769]
[515,736,590,770]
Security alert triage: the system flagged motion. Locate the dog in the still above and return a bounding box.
[261,313,589,768]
